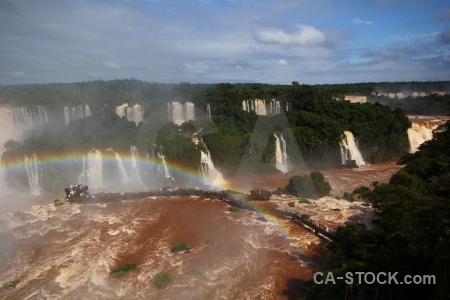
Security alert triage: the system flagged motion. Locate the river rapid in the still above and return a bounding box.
[0,196,325,299]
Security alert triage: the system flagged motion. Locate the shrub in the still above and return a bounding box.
[111,263,137,273]
[154,273,172,289]
[171,242,189,253]
[284,171,331,199]
[111,271,126,278]
[298,198,311,204]
[2,279,20,289]
[110,263,137,278]
[204,239,215,246]
[342,192,353,202]
[288,202,295,207]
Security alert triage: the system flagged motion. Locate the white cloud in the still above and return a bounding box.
[255,24,327,46]
[278,59,288,65]
[10,71,26,78]
[184,61,210,74]
[102,60,121,70]
[353,18,376,26]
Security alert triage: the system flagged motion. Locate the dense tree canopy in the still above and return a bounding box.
[311,121,450,299]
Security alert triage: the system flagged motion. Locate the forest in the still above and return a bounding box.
[1,79,415,185]
[310,121,450,299]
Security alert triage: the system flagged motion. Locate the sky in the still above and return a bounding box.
[0,0,449,85]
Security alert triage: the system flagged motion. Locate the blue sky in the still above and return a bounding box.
[0,0,449,85]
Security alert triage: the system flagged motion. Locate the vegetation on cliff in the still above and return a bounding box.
[279,171,331,199]
[310,121,450,299]
[2,80,412,189]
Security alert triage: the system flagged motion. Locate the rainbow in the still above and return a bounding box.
[0,148,300,241]
[0,148,228,192]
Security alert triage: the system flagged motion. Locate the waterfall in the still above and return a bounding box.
[157,151,172,179]
[24,154,41,195]
[184,101,195,122]
[242,100,248,112]
[242,99,275,116]
[85,104,92,117]
[274,134,289,173]
[407,122,438,153]
[79,149,103,191]
[339,143,347,164]
[106,149,130,184]
[64,107,70,126]
[198,139,226,188]
[285,102,290,112]
[65,104,91,125]
[130,146,146,187]
[269,99,281,116]
[170,101,185,126]
[12,106,48,129]
[340,131,366,167]
[71,106,84,120]
[168,101,196,125]
[206,104,211,119]
[116,103,143,126]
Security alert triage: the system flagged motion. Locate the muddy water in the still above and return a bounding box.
[0,196,324,299]
[231,162,403,196]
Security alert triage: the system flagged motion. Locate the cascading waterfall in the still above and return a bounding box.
[79,149,103,191]
[130,146,146,187]
[340,131,366,167]
[196,138,226,188]
[24,154,41,195]
[185,102,195,122]
[269,100,281,116]
[206,104,211,119]
[85,104,92,117]
[157,151,172,179]
[107,149,130,184]
[13,106,48,129]
[117,104,143,126]
[407,122,438,153]
[168,101,195,125]
[274,134,289,173]
[242,99,284,116]
[285,102,291,112]
[65,104,92,125]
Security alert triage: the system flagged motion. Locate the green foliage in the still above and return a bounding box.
[204,239,215,246]
[283,171,331,199]
[153,273,172,289]
[171,242,189,253]
[316,120,450,299]
[110,263,137,278]
[298,198,311,204]
[342,192,353,202]
[228,206,240,213]
[352,186,372,201]
[288,201,295,207]
[2,279,20,289]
